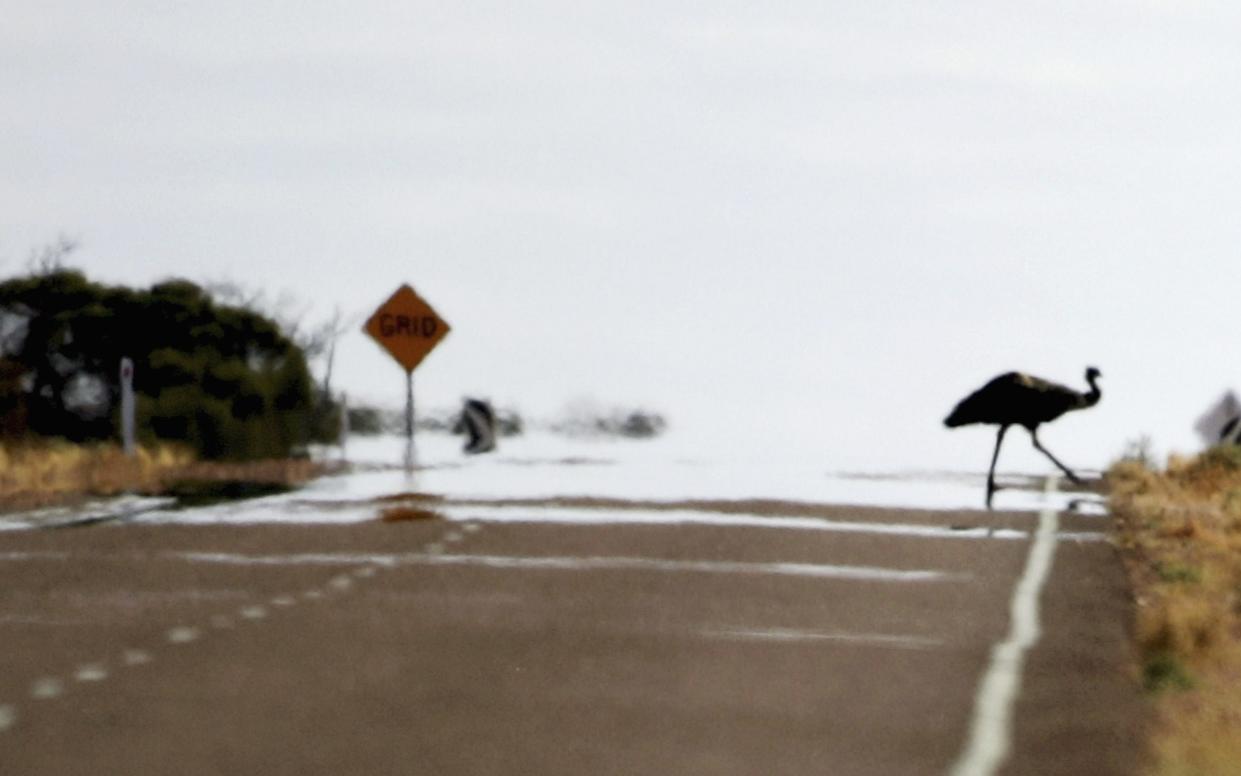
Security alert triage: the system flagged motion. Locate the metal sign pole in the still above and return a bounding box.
[404,371,415,472]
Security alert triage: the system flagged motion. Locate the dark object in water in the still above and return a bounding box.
[459,398,497,455]
[1220,416,1241,445]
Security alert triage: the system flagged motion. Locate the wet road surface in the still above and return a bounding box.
[0,492,1141,775]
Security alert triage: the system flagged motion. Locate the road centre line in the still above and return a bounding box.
[167,626,200,644]
[0,533,434,739]
[30,678,63,700]
[122,649,152,666]
[239,605,268,620]
[949,476,1063,776]
[74,664,108,682]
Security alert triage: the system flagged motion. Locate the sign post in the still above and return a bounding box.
[363,284,451,470]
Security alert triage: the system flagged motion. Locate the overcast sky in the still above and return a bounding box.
[4,1,1241,472]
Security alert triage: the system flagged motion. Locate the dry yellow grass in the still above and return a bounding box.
[0,439,324,510]
[1109,447,1241,775]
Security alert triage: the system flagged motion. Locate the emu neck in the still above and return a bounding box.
[1079,375,1102,409]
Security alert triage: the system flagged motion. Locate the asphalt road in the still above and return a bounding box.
[0,495,1142,775]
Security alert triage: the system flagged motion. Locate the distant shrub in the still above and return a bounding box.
[346,406,387,436]
[550,404,667,439]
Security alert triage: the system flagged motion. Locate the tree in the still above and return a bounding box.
[0,269,320,460]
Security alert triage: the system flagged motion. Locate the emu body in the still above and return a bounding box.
[945,367,1102,508]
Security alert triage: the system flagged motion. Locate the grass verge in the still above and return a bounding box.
[0,439,324,510]
[1109,446,1241,775]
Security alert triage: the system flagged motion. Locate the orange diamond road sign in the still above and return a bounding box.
[364,284,451,373]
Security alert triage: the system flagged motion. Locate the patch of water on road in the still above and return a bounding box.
[0,432,1109,528]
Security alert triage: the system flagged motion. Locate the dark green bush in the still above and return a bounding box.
[0,269,319,460]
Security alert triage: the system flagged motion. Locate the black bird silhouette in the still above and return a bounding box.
[944,367,1102,508]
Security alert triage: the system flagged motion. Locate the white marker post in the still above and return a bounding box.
[119,357,136,456]
[404,372,415,471]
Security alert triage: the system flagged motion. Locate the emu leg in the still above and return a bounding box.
[986,425,1008,509]
[1030,429,1082,484]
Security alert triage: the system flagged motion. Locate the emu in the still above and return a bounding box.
[944,367,1102,508]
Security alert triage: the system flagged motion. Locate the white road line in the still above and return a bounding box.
[328,574,353,591]
[442,506,1107,543]
[949,476,1062,776]
[174,551,397,565]
[159,550,963,583]
[441,506,1043,541]
[167,626,200,644]
[30,678,64,700]
[404,553,962,583]
[0,551,70,561]
[352,566,377,579]
[701,627,944,650]
[303,590,324,601]
[123,649,152,666]
[240,605,268,621]
[0,704,15,732]
[443,531,465,543]
[271,595,297,607]
[463,522,482,533]
[74,664,108,682]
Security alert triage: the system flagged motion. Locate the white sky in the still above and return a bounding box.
[4,1,1241,472]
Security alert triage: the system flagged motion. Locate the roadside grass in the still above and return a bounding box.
[1109,446,1241,774]
[0,439,323,510]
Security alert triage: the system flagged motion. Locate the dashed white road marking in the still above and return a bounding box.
[443,531,464,543]
[75,664,108,682]
[950,476,1062,776]
[30,678,64,700]
[303,590,324,601]
[167,626,201,644]
[328,574,353,591]
[423,543,445,555]
[0,704,15,732]
[271,595,297,607]
[463,522,482,533]
[353,566,377,579]
[240,605,268,621]
[123,649,152,666]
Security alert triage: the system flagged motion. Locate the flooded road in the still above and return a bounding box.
[0,435,1139,774]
